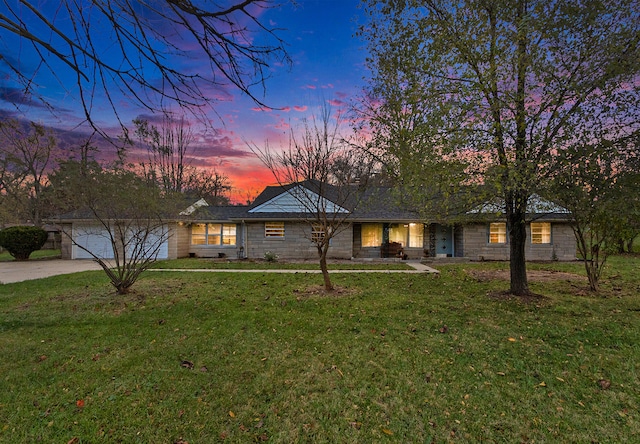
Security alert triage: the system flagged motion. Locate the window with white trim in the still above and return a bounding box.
[191,223,236,246]
[531,222,551,244]
[265,222,285,238]
[489,222,507,244]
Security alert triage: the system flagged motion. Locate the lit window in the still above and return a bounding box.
[389,224,408,245]
[191,223,207,245]
[408,223,424,248]
[489,223,507,244]
[361,223,383,247]
[222,224,236,245]
[265,222,285,238]
[191,223,236,246]
[531,222,551,244]
[311,224,325,243]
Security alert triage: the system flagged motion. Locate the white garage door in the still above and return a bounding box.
[73,224,169,260]
[125,228,169,260]
[73,224,114,259]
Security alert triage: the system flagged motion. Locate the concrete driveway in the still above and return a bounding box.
[0,260,102,284]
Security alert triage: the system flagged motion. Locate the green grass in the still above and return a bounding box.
[1,257,639,442]
[0,249,61,262]
[152,257,413,270]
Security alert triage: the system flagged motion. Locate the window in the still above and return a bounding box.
[265,222,285,238]
[408,223,424,248]
[191,223,236,246]
[311,224,325,243]
[361,223,383,247]
[389,224,408,245]
[489,222,507,244]
[531,222,551,244]
[362,223,424,248]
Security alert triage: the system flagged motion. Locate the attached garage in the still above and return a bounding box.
[71,224,169,260]
[72,224,114,259]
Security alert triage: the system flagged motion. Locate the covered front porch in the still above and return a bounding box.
[351,222,463,260]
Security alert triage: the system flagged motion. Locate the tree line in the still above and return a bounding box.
[0,116,233,228]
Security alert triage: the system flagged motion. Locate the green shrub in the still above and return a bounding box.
[0,226,48,261]
[263,250,279,262]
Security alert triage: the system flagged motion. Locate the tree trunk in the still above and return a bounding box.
[585,260,599,292]
[509,213,530,295]
[317,245,334,291]
[508,0,530,297]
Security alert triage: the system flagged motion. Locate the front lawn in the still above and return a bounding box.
[152,257,413,270]
[1,257,638,442]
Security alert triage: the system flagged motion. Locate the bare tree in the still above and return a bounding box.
[183,168,232,205]
[251,105,369,291]
[0,119,55,226]
[134,114,194,195]
[53,165,175,294]
[0,1,290,132]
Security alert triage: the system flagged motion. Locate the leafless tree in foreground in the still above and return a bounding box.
[251,105,370,291]
[53,165,176,294]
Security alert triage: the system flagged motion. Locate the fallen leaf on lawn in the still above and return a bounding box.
[382,427,393,435]
[67,438,79,444]
[76,399,85,408]
[598,379,611,390]
[199,366,208,372]
[229,410,236,418]
[539,382,547,387]
[508,337,517,342]
[180,360,194,370]
[256,433,268,441]
[496,372,506,376]
[37,355,47,362]
[556,377,565,382]
[255,420,264,429]
[349,421,362,430]
[439,325,448,334]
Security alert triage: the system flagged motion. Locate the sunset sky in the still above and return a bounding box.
[0,1,369,203]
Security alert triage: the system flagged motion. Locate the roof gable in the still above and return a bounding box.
[179,198,209,215]
[248,182,349,214]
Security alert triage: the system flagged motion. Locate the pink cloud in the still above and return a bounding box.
[303,85,317,90]
[327,99,344,107]
[251,106,273,112]
[274,119,291,130]
[293,105,308,112]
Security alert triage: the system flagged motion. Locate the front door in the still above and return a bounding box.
[434,224,453,257]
